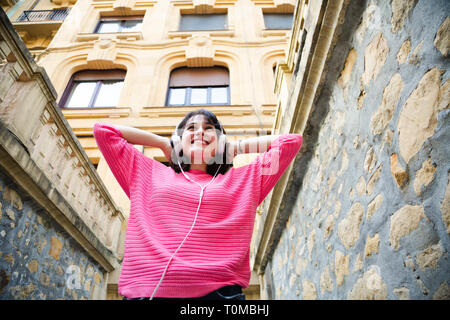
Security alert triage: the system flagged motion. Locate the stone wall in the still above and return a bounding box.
[264,0,449,300]
[0,170,106,299]
[0,7,123,299]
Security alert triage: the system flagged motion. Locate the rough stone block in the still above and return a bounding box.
[49,236,63,260]
[348,266,387,300]
[441,177,450,234]
[413,158,436,195]
[370,73,404,136]
[390,153,409,189]
[364,233,380,257]
[302,280,317,300]
[338,202,364,249]
[389,205,424,250]
[361,32,389,87]
[335,250,349,286]
[434,17,450,57]
[391,0,418,33]
[398,68,443,163]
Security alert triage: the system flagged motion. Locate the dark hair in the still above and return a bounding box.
[169,109,233,176]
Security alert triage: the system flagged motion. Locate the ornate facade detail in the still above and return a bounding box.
[87,38,118,69]
[113,0,135,15]
[51,0,77,5]
[185,34,215,67]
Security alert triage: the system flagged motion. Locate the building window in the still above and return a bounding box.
[167,67,230,106]
[94,16,143,33]
[263,13,293,30]
[179,14,227,31]
[60,70,126,108]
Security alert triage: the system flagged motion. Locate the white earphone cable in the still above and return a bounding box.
[150,162,222,300]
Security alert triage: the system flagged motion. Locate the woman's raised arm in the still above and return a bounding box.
[114,125,172,162]
[230,135,281,156]
[113,125,169,149]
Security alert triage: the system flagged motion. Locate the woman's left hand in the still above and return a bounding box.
[225,141,238,164]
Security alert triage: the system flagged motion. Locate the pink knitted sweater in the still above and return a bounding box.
[93,123,302,298]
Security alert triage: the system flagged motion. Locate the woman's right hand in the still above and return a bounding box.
[161,138,173,164]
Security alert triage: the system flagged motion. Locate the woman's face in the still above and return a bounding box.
[180,115,219,164]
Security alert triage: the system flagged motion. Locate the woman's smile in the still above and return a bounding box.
[181,115,218,166]
[191,138,210,146]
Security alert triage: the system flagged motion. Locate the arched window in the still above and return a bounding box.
[166,66,230,106]
[59,69,126,108]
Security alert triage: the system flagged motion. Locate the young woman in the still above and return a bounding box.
[93,109,302,300]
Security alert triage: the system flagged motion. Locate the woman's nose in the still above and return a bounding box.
[194,126,205,136]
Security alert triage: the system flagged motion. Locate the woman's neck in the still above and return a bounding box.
[189,163,207,172]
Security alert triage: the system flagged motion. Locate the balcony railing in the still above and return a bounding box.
[17,8,70,22]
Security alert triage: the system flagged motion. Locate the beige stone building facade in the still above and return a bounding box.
[2,0,448,301]
[1,0,295,300]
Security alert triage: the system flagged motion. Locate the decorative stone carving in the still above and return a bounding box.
[87,39,118,69]
[51,0,77,5]
[193,0,214,13]
[185,35,215,67]
[274,0,295,12]
[113,0,135,15]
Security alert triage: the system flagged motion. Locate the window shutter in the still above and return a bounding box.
[73,69,126,81]
[99,16,144,22]
[169,67,229,87]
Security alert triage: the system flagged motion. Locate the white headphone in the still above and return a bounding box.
[150,130,224,299]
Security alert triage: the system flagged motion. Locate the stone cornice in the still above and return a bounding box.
[0,123,120,272]
[46,36,289,52]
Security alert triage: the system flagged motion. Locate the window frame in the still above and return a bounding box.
[262,12,294,30]
[166,85,230,106]
[94,16,143,33]
[59,69,126,109]
[178,13,228,32]
[166,66,230,107]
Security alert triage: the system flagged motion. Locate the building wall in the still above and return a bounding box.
[5,0,75,59]
[0,170,107,300]
[262,0,449,299]
[30,0,293,218]
[1,6,123,300]
[1,0,297,299]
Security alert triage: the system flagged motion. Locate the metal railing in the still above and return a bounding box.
[17,8,70,22]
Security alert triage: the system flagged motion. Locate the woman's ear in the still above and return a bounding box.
[217,134,227,155]
[170,134,183,160]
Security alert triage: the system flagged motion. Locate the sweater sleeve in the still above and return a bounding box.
[252,134,302,205]
[93,123,142,197]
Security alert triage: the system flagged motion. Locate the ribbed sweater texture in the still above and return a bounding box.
[93,123,302,298]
